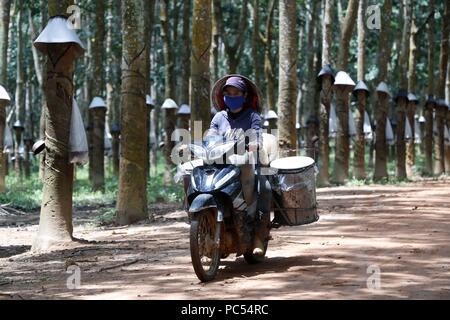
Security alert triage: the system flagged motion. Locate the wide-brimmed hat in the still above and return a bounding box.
[211,74,263,113]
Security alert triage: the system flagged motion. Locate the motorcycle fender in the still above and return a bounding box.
[189,194,217,214]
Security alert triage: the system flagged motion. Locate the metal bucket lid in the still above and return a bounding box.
[34,16,85,59]
[0,85,10,102]
[270,156,315,173]
[89,96,106,109]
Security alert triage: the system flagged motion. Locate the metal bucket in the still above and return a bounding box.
[270,156,319,226]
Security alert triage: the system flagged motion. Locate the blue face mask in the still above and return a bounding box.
[224,95,245,111]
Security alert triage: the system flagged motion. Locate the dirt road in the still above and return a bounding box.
[1,180,450,299]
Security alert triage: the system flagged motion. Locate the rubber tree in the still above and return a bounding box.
[0,0,11,192]
[89,0,106,191]
[353,83,369,180]
[423,0,435,176]
[317,0,334,187]
[32,2,85,252]
[333,72,355,184]
[373,0,392,181]
[374,83,390,180]
[190,0,211,141]
[317,68,333,187]
[14,0,25,179]
[89,97,106,192]
[160,0,177,184]
[406,94,418,178]
[278,0,298,154]
[434,0,450,175]
[0,85,10,192]
[260,0,276,110]
[395,0,412,180]
[116,0,148,225]
[337,0,358,71]
[406,7,419,179]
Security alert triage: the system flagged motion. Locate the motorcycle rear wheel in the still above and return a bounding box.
[190,211,221,282]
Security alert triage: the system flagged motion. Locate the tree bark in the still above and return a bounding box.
[0,0,11,192]
[116,0,148,225]
[33,0,78,252]
[90,0,106,191]
[190,0,211,140]
[106,0,119,177]
[423,0,435,175]
[333,86,351,184]
[354,0,367,180]
[252,0,261,86]
[406,8,418,178]
[222,0,248,73]
[0,0,10,84]
[14,0,24,179]
[180,0,191,105]
[160,0,177,184]
[374,92,389,180]
[396,0,412,180]
[278,0,298,154]
[261,0,276,110]
[304,0,320,121]
[337,0,358,70]
[317,0,334,187]
[211,0,221,82]
[434,0,450,175]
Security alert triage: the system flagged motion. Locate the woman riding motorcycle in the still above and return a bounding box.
[208,75,272,256]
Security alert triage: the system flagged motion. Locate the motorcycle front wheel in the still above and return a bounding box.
[190,210,221,282]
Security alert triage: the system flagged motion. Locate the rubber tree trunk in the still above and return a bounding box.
[14,0,24,180]
[0,101,6,192]
[337,0,358,70]
[405,101,416,178]
[262,0,276,110]
[111,131,120,176]
[160,0,176,184]
[180,0,191,105]
[317,76,332,187]
[116,0,148,225]
[278,0,298,154]
[445,110,450,173]
[0,0,10,85]
[424,0,435,176]
[90,0,105,190]
[317,0,333,187]
[374,92,389,180]
[33,0,78,252]
[333,86,351,184]
[423,102,434,175]
[106,0,119,177]
[252,0,261,86]
[396,97,407,179]
[190,0,211,141]
[354,91,367,180]
[0,0,10,192]
[435,0,450,175]
[90,108,106,192]
[434,105,446,175]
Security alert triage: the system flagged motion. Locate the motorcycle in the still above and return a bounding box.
[183,131,270,282]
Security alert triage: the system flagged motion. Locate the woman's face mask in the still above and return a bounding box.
[224,95,245,111]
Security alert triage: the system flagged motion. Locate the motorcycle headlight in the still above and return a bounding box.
[189,144,207,160]
[208,141,235,161]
